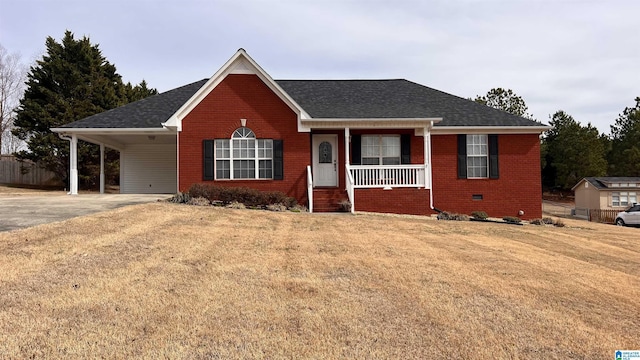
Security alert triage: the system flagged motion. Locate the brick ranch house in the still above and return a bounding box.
[52,49,548,218]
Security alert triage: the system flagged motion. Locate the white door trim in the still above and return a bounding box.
[312,134,338,187]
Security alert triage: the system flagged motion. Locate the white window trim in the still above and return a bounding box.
[611,191,637,207]
[361,135,401,165]
[467,134,489,179]
[214,128,273,180]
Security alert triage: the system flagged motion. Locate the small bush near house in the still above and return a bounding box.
[437,212,469,221]
[542,217,554,225]
[471,211,488,220]
[187,197,211,206]
[167,192,191,204]
[187,184,298,209]
[226,201,246,209]
[529,218,543,225]
[554,219,565,227]
[266,203,288,212]
[338,200,352,212]
[503,216,522,224]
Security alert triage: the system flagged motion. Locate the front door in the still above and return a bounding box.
[312,134,338,187]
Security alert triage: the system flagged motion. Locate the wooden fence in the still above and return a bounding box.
[0,155,62,186]
[588,209,620,224]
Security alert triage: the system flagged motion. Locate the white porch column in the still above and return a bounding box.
[344,127,350,187]
[70,134,78,195]
[99,143,105,194]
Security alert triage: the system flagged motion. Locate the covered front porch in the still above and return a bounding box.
[304,119,437,213]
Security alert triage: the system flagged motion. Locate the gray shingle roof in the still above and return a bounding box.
[59,79,208,129]
[583,177,640,189]
[59,78,543,129]
[276,79,541,126]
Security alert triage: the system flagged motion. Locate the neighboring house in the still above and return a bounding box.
[572,177,640,216]
[51,49,548,218]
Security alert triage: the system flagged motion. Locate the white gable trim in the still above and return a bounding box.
[163,49,311,132]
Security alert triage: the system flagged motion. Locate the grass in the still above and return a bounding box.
[0,203,638,359]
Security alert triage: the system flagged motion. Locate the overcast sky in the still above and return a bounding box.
[1,0,638,134]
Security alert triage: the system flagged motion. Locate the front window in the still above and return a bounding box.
[215,127,273,179]
[361,135,400,165]
[467,134,488,178]
[612,192,637,207]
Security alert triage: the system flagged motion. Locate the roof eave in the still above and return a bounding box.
[51,127,174,134]
[431,125,551,135]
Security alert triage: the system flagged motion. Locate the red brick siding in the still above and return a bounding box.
[431,133,542,219]
[354,188,432,215]
[179,74,310,204]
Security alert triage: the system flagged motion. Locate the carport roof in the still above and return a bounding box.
[59,79,209,129]
[58,77,545,129]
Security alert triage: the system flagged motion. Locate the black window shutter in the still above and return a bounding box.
[457,134,467,179]
[489,134,499,179]
[351,135,361,165]
[203,140,214,180]
[400,134,411,164]
[273,140,284,180]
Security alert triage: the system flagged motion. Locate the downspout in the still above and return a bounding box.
[426,123,441,213]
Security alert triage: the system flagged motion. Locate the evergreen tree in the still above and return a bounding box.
[542,111,608,189]
[474,88,535,120]
[608,97,640,176]
[12,31,156,188]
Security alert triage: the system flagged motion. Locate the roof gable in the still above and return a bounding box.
[163,49,310,132]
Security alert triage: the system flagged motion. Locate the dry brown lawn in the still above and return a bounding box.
[0,203,638,359]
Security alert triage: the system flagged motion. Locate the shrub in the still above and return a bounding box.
[266,203,288,212]
[187,197,211,206]
[542,217,554,225]
[437,211,468,221]
[452,213,469,221]
[471,211,488,220]
[226,201,246,209]
[187,184,298,209]
[529,218,543,225]
[503,216,522,224]
[167,192,190,204]
[554,219,565,227]
[338,200,352,212]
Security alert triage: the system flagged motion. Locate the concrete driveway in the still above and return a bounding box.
[0,193,171,232]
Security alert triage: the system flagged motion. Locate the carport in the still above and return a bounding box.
[48,78,205,195]
[50,129,178,195]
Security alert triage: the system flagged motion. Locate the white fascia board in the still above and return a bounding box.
[163,49,310,132]
[51,127,174,135]
[75,134,125,151]
[431,125,551,135]
[302,118,442,129]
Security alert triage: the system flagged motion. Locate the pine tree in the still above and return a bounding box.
[542,111,608,189]
[608,97,640,176]
[12,31,156,188]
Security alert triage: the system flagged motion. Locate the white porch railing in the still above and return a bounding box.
[306,165,313,213]
[346,167,355,214]
[349,164,427,188]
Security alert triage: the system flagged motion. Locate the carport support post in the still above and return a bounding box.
[100,143,105,194]
[70,134,78,195]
